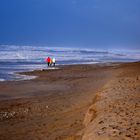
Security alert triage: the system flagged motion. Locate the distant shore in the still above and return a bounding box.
[0,62,139,140]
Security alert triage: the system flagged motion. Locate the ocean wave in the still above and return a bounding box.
[0,45,140,61]
[0,45,140,81]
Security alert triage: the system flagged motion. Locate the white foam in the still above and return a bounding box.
[0,78,5,82]
[14,73,37,81]
[46,67,59,70]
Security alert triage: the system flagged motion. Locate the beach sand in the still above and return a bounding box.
[0,62,139,140]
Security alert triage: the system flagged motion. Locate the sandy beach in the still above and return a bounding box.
[0,62,139,140]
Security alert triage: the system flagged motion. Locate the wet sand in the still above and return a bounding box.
[0,62,139,140]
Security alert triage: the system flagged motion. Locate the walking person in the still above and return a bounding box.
[52,57,56,66]
[46,57,51,67]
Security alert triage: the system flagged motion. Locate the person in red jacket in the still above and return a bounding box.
[46,57,51,66]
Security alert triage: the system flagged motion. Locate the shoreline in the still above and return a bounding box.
[0,61,123,83]
[0,62,139,140]
[0,63,117,101]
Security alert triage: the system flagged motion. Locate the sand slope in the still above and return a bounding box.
[82,62,140,140]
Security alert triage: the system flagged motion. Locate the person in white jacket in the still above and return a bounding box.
[52,57,56,66]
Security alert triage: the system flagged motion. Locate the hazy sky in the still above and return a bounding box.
[0,0,140,49]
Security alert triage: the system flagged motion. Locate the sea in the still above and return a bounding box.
[0,45,140,81]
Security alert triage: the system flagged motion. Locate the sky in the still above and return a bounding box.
[0,0,140,49]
